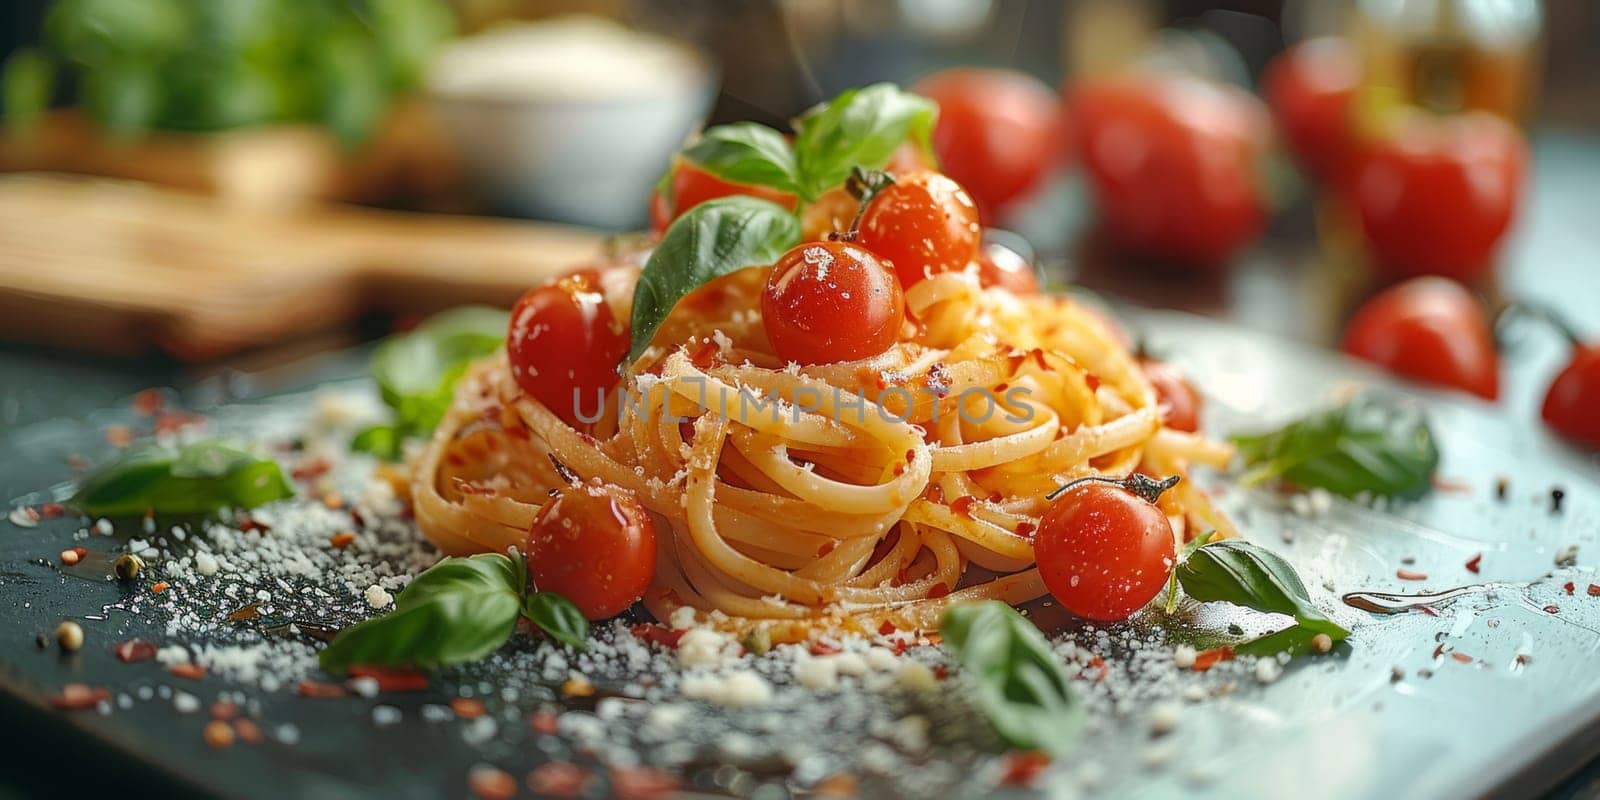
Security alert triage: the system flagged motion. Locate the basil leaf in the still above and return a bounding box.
[350,424,404,461]
[628,196,800,362]
[2,49,55,130]
[940,601,1082,755]
[319,553,523,673]
[682,122,803,196]
[1176,540,1348,640]
[73,440,294,517]
[522,592,588,649]
[1230,395,1438,499]
[371,306,507,434]
[1235,625,1329,658]
[792,83,936,201]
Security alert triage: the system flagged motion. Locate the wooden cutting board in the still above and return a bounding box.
[0,173,602,360]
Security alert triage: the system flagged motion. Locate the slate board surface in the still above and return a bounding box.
[2,310,1598,800]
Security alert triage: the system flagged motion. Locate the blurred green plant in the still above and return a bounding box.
[2,0,455,146]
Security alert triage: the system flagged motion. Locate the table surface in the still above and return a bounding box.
[1,130,1598,799]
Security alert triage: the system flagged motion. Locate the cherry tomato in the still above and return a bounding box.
[761,241,905,364]
[1140,360,1201,432]
[1542,345,1600,449]
[526,482,657,620]
[1071,74,1270,268]
[1353,111,1527,282]
[856,170,982,288]
[508,270,630,427]
[914,68,1066,220]
[1263,37,1362,182]
[975,240,1039,295]
[1034,479,1176,622]
[650,160,798,235]
[1340,277,1499,399]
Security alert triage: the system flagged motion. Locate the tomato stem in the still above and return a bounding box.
[829,166,895,243]
[547,454,582,487]
[1494,301,1583,348]
[1046,473,1180,504]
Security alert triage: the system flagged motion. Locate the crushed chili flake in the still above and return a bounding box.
[816,540,836,558]
[348,666,429,692]
[104,425,134,448]
[1565,582,1576,596]
[39,503,65,519]
[1191,646,1235,671]
[133,389,164,416]
[529,711,560,735]
[169,663,205,680]
[290,459,331,482]
[467,766,517,800]
[49,683,109,710]
[527,762,589,798]
[877,620,897,636]
[1588,584,1600,597]
[451,697,488,719]
[296,679,346,698]
[629,623,684,650]
[210,701,240,721]
[950,495,978,519]
[113,639,157,663]
[813,773,861,798]
[236,515,271,534]
[322,492,345,510]
[1430,475,1471,494]
[1465,553,1482,573]
[233,718,264,744]
[926,582,951,600]
[1396,569,1428,581]
[329,531,356,549]
[150,581,170,594]
[1450,652,1474,664]
[609,766,680,800]
[808,640,843,656]
[203,720,235,749]
[1014,521,1036,537]
[932,663,949,681]
[1084,373,1102,392]
[1544,605,1561,614]
[999,751,1052,786]
[154,411,204,435]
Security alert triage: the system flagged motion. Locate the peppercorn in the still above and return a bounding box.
[113,553,144,581]
[55,620,83,652]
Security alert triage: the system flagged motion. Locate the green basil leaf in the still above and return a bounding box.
[371,306,508,434]
[350,424,405,461]
[940,601,1082,755]
[628,195,800,363]
[682,122,803,196]
[522,592,588,649]
[2,49,55,130]
[1177,540,1348,640]
[1230,395,1438,499]
[792,83,936,200]
[1235,625,1330,658]
[73,440,294,517]
[319,553,523,673]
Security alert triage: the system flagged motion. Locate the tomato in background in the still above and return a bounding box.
[1352,111,1527,282]
[1542,345,1600,449]
[1263,37,1363,183]
[1070,74,1270,269]
[1340,277,1499,399]
[913,68,1066,221]
[856,170,982,288]
[761,241,905,365]
[974,240,1039,295]
[650,160,798,235]
[526,482,657,620]
[507,270,630,427]
[1140,360,1201,432]
[1035,478,1176,622]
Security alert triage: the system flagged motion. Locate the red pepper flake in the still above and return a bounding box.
[629,623,684,650]
[237,515,271,534]
[104,425,134,448]
[1565,582,1576,596]
[114,639,157,663]
[39,503,65,519]
[451,697,487,720]
[154,411,204,435]
[891,638,910,656]
[348,665,429,693]
[1544,605,1561,614]
[133,389,164,416]
[808,640,843,656]
[296,679,346,698]
[210,701,240,721]
[1084,373,1102,392]
[49,683,109,710]
[526,762,589,798]
[1465,553,1482,574]
[813,773,861,798]
[1588,584,1600,597]
[1430,475,1472,494]
[926,582,951,600]
[349,508,367,529]
[1419,605,1440,617]
[329,532,356,549]
[687,340,720,370]
[1192,646,1235,671]
[932,663,949,680]
[1396,569,1428,581]
[290,458,330,482]
[1451,652,1474,664]
[233,718,264,744]
[877,620,897,637]
[203,720,235,749]
[950,495,978,520]
[150,581,170,594]
[999,751,1053,786]
[169,663,205,680]
[322,492,345,510]
[816,540,836,558]
[1515,653,1532,667]
[1015,521,1036,538]
[467,766,517,800]
[529,711,560,735]
[609,766,680,800]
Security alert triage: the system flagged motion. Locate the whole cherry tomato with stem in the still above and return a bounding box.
[1070,74,1270,269]
[1341,277,1499,399]
[855,170,982,288]
[1352,110,1527,282]
[1263,37,1362,183]
[1035,473,1180,622]
[507,269,630,428]
[761,240,905,365]
[526,458,658,620]
[914,68,1067,221]
[650,160,798,235]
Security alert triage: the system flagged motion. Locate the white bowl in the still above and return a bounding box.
[425,18,716,230]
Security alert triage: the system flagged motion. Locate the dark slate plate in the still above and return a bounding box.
[1,310,1597,800]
